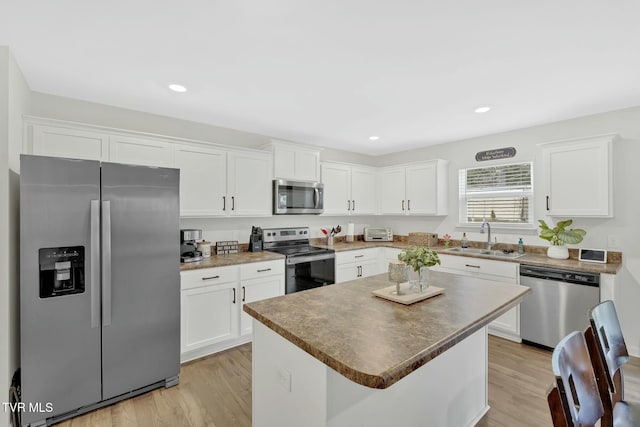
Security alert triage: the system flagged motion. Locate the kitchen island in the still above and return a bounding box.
[244,270,530,427]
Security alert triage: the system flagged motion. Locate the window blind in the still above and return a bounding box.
[459,162,533,225]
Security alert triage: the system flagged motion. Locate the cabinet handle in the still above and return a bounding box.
[257,268,271,273]
[232,196,235,211]
[352,200,356,211]
[546,196,550,211]
[465,264,481,269]
[355,255,364,258]
[402,200,405,211]
[202,275,220,281]
[232,288,236,304]
[242,286,246,302]
[347,200,351,211]
[223,196,226,211]
[357,266,361,277]
[407,200,411,211]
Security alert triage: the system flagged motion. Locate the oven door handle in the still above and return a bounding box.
[287,253,336,265]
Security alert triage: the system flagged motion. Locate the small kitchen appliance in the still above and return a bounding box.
[180,229,203,262]
[263,227,335,293]
[249,226,263,252]
[273,179,324,215]
[364,227,394,242]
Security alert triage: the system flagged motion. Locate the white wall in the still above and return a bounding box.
[0,47,11,427]
[370,106,640,355]
[0,46,31,427]
[30,92,374,165]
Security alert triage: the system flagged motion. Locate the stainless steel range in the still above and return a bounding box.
[263,227,335,294]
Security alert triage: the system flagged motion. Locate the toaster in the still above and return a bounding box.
[364,227,393,242]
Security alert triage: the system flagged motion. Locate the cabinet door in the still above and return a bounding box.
[405,162,437,215]
[379,167,406,214]
[336,263,358,284]
[350,166,378,215]
[109,135,172,167]
[359,259,380,278]
[544,136,613,217]
[180,282,239,354]
[240,275,285,336]
[32,125,108,161]
[321,163,351,215]
[228,151,272,216]
[174,144,227,217]
[295,150,320,181]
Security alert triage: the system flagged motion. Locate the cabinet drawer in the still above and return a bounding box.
[240,260,285,280]
[336,248,379,265]
[438,254,518,279]
[181,265,239,290]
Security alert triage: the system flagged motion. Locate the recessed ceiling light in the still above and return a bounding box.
[369,136,380,141]
[168,84,187,93]
[474,106,491,113]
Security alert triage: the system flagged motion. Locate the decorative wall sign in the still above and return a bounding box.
[475,147,517,162]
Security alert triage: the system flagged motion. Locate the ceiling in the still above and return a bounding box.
[2,1,640,155]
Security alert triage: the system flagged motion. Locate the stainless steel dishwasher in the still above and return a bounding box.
[520,264,600,349]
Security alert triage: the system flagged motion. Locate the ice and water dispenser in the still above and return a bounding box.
[39,246,85,298]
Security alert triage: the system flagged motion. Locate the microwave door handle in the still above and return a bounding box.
[314,188,319,208]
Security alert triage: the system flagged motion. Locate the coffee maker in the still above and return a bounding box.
[180,229,203,263]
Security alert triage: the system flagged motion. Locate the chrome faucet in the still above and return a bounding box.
[480,221,492,250]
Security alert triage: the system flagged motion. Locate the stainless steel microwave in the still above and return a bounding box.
[273,179,324,215]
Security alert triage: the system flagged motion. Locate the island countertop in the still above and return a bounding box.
[243,271,530,389]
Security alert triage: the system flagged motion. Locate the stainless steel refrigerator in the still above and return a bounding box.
[20,154,180,426]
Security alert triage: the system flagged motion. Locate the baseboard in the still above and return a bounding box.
[488,328,521,343]
[628,343,640,358]
[181,335,252,364]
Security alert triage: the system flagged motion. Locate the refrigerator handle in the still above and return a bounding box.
[102,200,112,327]
[90,200,101,328]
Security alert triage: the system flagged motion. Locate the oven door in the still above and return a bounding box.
[285,253,335,294]
[273,179,324,215]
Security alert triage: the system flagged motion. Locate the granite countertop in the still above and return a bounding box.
[243,271,530,389]
[180,250,285,271]
[316,241,622,275]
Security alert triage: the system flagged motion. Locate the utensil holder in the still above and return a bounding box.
[327,235,334,246]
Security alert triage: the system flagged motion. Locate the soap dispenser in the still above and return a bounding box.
[461,232,469,248]
[518,238,524,255]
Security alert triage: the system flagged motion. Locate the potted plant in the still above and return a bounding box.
[538,219,586,259]
[398,246,441,291]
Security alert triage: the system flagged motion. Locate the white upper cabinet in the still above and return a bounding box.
[31,124,108,161]
[227,150,272,216]
[174,144,227,217]
[379,160,448,216]
[267,141,321,181]
[542,135,614,217]
[321,162,377,215]
[109,135,173,167]
[379,167,406,214]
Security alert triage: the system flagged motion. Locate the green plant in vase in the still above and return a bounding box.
[398,246,441,291]
[538,219,586,259]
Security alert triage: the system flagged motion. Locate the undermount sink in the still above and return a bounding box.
[445,247,524,259]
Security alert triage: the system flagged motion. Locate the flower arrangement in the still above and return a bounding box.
[442,234,452,248]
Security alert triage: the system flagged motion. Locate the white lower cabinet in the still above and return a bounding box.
[435,254,521,342]
[180,260,284,362]
[335,249,380,283]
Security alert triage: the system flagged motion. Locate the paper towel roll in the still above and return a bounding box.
[346,222,355,242]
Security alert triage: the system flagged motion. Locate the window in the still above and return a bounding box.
[459,162,533,227]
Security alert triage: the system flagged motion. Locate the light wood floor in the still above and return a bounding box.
[59,336,640,426]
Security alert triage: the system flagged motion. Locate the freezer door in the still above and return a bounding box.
[100,162,180,399]
[20,155,102,424]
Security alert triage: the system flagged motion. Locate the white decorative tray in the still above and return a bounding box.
[372,285,444,305]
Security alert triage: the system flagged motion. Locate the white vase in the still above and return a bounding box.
[547,245,569,259]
